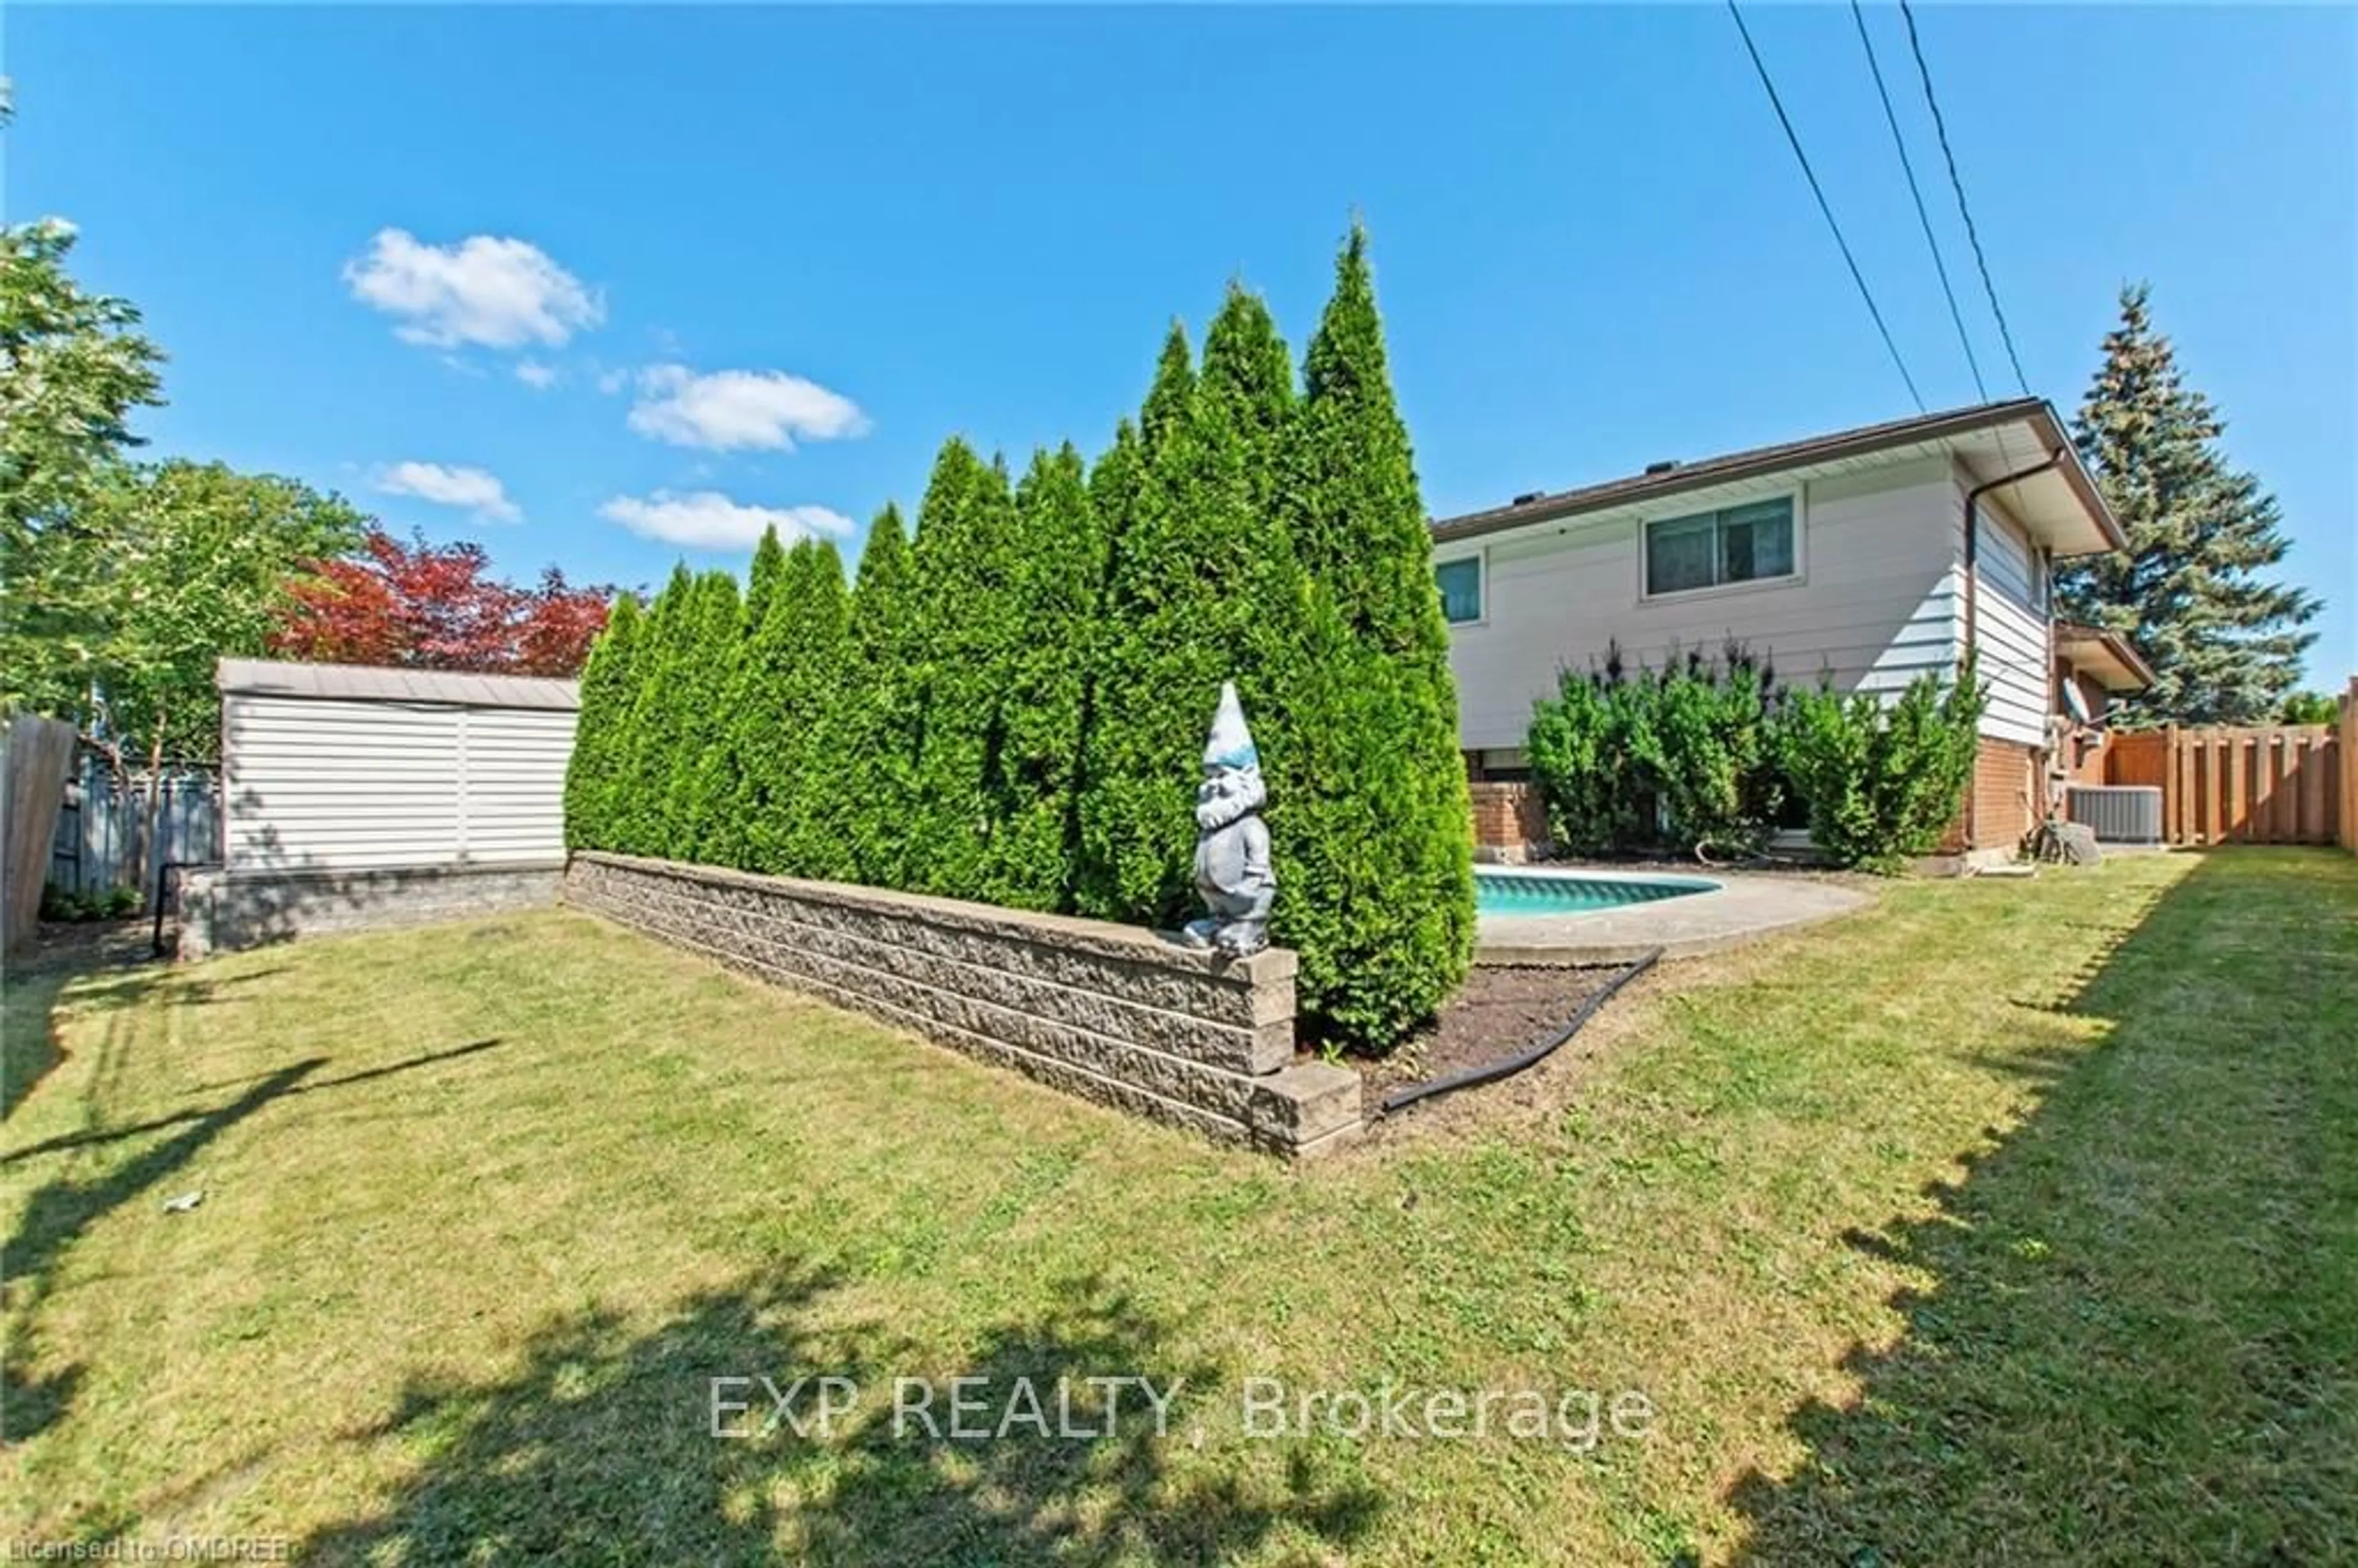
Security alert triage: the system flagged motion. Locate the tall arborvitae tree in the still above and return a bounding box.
[731,536,849,875]
[663,569,745,860]
[903,439,1023,899]
[808,505,921,887]
[562,591,642,850]
[1076,313,1304,926]
[743,525,789,628]
[2060,284,2318,724]
[983,442,1104,910]
[1201,282,1299,511]
[613,564,693,856]
[1138,320,1196,452]
[1279,224,1474,1048]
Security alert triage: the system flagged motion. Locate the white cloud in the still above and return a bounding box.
[375,461,522,524]
[515,359,559,390]
[626,364,868,452]
[598,491,853,550]
[344,228,603,350]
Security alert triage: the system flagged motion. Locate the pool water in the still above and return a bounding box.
[1473,869,1720,918]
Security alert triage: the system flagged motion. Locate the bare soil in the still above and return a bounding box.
[1363,963,1629,1101]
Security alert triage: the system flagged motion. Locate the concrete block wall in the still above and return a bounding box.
[564,852,1363,1158]
[177,863,561,959]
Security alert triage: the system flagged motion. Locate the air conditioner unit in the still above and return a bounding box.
[2066,785,2163,845]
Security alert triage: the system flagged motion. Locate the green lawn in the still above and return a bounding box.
[4,850,2353,1564]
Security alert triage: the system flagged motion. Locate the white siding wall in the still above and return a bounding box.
[1443,458,1964,750]
[1963,478,2053,747]
[224,696,576,874]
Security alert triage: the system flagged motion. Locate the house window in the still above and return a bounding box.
[1436,557,1482,624]
[1643,497,1796,596]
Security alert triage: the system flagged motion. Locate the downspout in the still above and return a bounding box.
[1961,452,2063,851]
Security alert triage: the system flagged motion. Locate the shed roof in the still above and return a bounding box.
[216,658,580,712]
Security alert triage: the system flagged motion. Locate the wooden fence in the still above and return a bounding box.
[2341,678,2357,854]
[2104,719,2343,847]
[3,713,79,953]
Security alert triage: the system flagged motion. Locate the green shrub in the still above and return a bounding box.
[1632,645,1784,855]
[36,883,136,922]
[1527,642,1783,856]
[1527,653,1652,855]
[1775,656,1985,871]
[2281,689,2339,726]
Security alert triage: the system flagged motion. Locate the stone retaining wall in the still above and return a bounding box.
[564,852,1363,1158]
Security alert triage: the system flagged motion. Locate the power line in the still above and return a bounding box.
[1850,0,1986,402]
[1726,0,1926,413]
[1898,0,2032,396]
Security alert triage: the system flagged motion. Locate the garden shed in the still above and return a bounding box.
[177,658,578,956]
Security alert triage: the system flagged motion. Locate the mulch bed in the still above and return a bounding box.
[1361,963,1630,1100]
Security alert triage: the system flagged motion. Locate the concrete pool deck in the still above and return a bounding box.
[1474,869,1874,965]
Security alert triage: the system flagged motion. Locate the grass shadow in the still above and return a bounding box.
[1726,849,2358,1564]
[0,1037,502,1168]
[297,1271,1381,1566]
[3,1058,325,1443]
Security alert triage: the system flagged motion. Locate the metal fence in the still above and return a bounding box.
[47,763,223,898]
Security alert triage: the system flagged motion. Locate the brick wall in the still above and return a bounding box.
[1469,781,1550,863]
[564,853,1362,1159]
[1971,737,2042,855]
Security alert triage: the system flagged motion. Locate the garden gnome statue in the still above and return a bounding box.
[1181,681,1275,957]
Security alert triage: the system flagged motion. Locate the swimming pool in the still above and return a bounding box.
[1473,867,1721,918]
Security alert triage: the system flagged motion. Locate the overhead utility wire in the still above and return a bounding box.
[1727,0,1925,413]
[1850,0,1986,402]
[1897,0,2032,397]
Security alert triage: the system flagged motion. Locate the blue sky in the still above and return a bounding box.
[7,4,2351,684]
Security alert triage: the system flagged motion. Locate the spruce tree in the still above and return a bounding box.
[1278,224,1474,1048]
[2060,284,2318,724]
[903,438,1023,899]
[808,505,920,887]
[562,591,642,851]
[982,442,1104,910]
[613,564,693,856]
[731,537,848,875]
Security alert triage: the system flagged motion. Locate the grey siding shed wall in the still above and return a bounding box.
[222,694,577,875]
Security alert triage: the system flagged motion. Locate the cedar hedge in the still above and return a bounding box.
[563,226,1474,1053]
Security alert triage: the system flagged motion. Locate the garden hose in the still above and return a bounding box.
[1378,946,1665,1115]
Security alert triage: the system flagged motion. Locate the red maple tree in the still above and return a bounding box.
[270,529,621,676]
